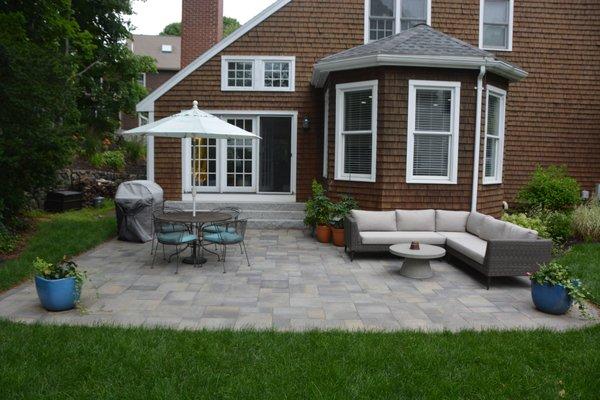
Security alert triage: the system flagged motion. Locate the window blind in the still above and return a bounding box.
[344,134,372,175]
[485,137,499,178]
[413,134,449,176]
[344,90,372,131]
[415,89,452,132]
[483,0,509,48]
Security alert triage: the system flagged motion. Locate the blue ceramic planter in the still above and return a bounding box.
[531,281,572,315]
[35,276,80,312]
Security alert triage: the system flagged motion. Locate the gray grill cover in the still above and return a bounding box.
[115,180,163,243]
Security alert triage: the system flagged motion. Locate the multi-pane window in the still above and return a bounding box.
[227,61,253,88]
[191,138,217,188]
[264,62,290,88]
[226,119,254,189]
[335,81,378,182]
[484,86,506,184]
[368,0,430,42]
[407,80,460,184]
[137,73,146,87]
[222,56,295,91]
[481,0,513,50]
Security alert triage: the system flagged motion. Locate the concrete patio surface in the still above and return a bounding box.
[0,229,596,331]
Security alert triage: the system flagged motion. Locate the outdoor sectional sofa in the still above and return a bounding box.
[344,209,553,289]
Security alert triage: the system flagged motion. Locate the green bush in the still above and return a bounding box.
[0,229,20,254]
[501,213,549,239]
[572,200,600,243]
[90,150,126,171]
[543,212,574,244]
[516,166,581,212]
[121,139,146,162]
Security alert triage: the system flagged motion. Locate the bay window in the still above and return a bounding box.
[367,0,431,42]
[483,86,506,184]
[335,81,378,182]
[407,80,461,184]
[480,0,513,50]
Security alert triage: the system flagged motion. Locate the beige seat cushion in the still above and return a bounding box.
[503,222,538,240]
[442,232,488,264]
[466,211,488,236]
[360,231,446,245]
[396,209,435,231]
[478,217,509,241]
[351,210,397,232]
[435,210,470,232]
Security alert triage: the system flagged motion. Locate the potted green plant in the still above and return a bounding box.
[529,261,592,317]
[304,180,333,243]
[329,195,358,247]
[34,257,86,311]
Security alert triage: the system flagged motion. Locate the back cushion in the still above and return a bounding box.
[350,210,397,232]
[503,222,539,240]
[478,217,508,241]
[396,209,435,231]
[466,212,488,236]
[435,210,470,232]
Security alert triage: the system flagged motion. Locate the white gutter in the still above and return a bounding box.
[471,66,486,212]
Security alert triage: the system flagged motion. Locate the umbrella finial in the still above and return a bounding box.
[192,100,199,109]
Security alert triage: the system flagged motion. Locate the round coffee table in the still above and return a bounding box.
[389,243,446,279]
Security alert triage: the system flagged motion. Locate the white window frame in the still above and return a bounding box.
[137,72,146,88]
[482,85,506,185]
[323,88,330,178]
[221,56,296,92]
[364,0,432,43]
[407,80,461,184]
[334,80,378,183]
[479,0,514,51]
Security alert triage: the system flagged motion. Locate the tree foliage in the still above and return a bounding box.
[0,0,155,225]
[160,17,241,38]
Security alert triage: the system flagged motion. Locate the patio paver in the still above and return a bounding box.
[0,229,596,331]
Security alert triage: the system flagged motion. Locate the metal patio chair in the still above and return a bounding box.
[202,206,243,252]
[151,217,197,274]
[202,219,250,273]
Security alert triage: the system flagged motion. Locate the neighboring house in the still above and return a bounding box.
[121,34,181,130]
[136,0,600,215]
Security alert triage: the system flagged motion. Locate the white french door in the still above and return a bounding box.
[184,113,295,195]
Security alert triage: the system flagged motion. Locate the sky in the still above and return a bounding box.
[130,0,278,35]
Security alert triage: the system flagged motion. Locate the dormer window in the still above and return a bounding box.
[161,44,173,53]
[366,0,431,43]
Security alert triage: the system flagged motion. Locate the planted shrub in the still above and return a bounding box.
[304,180,332,228]
[544,212,574,245]
[501,213,549,238]
[572,200,600,242]
[90,150,126,171]
[516,166,580,212]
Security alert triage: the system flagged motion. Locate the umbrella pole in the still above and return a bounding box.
[193,144,198,217]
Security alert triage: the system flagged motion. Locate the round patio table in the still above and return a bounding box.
[156,211,232,265]
[389,243,446,279]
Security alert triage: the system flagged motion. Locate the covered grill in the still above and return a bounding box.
[115,180,163,243]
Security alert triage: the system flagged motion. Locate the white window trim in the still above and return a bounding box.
[334,80,378,183]
[221,56,296,92]
[364,0,432,44]
[138,72,146,88]
[482,85,506,185]
[323,88,330,178]
[407,80,461,185]
[479,0,514,51]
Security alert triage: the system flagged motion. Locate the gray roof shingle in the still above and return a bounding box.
[320,25,494,63]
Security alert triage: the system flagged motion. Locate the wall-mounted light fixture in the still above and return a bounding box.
[302,115,311,131]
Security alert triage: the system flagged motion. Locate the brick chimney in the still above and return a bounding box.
[181,0,224,67]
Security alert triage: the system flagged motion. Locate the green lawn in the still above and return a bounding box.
[0,205,599,398]
[0,321,598,399]
[0,202,116,292]
[559,243,600,304]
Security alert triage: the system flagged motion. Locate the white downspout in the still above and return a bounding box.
[471,66,486,212]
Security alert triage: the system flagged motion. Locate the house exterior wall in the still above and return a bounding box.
[153,0,600,207]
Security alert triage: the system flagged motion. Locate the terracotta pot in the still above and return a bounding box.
[315,225,331,243]
[331,227,345,247]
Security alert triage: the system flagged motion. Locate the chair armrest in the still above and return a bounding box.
[485,239,553,271]
[344,216,361,251]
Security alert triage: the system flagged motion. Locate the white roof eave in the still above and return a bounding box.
[311,54,528,87]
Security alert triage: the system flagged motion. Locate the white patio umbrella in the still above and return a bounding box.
[124,100,261,216]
